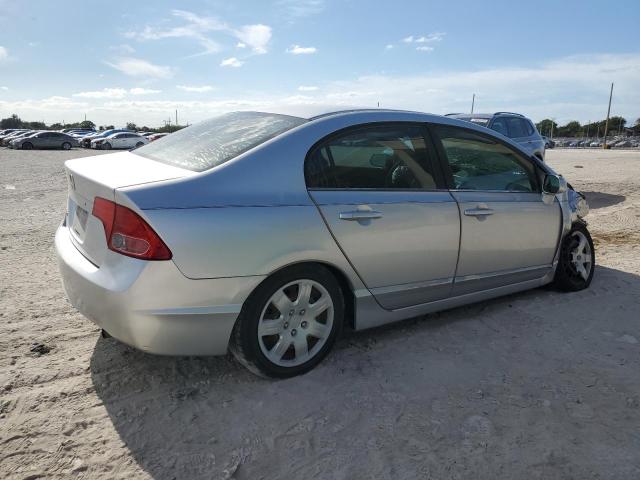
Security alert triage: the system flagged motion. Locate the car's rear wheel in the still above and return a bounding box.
[553,223,595,291]
[230,264,344,378]
[135,141,144,148]
[102,142,112,150]
[62,142,71,150]
[22,142,33,150]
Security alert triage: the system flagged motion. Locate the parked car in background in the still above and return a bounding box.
[7,131,39,147]
[542,136,555,149]
[56,109,593,378]
[148,132,170,142]
[13,131,79,150]
[62,128,96,134]
[91,132,148,150]
[80,129,132,148]
[0,129,31,145]
[2,130,35,146]
[446,112,546,161]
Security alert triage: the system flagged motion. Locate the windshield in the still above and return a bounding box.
[134,111,307,172]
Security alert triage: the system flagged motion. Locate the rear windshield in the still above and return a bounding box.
[134,111,307,172]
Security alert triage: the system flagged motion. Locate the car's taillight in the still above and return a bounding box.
[91,197,172,260]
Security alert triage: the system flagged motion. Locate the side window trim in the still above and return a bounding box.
[304,121,448,191]
[426,122,541,193]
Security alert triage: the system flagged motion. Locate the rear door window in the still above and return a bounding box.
[305,124,439,190]
[505,118,529,138]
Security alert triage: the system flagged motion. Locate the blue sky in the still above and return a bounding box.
[0,0,638,126]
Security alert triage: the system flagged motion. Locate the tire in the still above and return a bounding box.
[22,142,33,150]
[552,222,595,291]
[102,142,112,150]
[135,142,144,148]
[62,142,71,150]
[230,264,344,378]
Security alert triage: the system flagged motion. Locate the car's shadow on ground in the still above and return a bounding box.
[90,265,640,479]
[581,191,625,209]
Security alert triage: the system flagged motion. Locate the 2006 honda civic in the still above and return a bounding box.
[55,109,594,377]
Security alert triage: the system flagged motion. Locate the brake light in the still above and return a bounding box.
[91,197,172,260]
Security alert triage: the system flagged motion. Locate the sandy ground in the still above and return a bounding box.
[1,147,639,479]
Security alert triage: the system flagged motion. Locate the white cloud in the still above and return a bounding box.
[287,45,317,55]
[130,87,161,95]
[72,87,160,98]
[125,10,225,56]
[1,86,8,91]
[105,57,173,78]
[109,44,135,54]
[0,46,8,62]
[125,11,271,56]
[0,96,89,112]
[277,0,324,19]
[416,46,434,52]
[298,85,319,91]
[318,54,640,124]
[220,57,244,68]
[385,44,394,50]
[177,85,214,92]
[3,54,637,128]
[402,32,446,46]
[73,88,127,99]
[233,24,272,54]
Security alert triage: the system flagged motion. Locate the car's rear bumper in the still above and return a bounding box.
[55,221,264,355]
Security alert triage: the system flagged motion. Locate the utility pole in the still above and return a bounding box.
[586,120,590,139]
[175,109,178,126]
[471,94,475,114]
[550,118,554,140]
[603,82,614,148]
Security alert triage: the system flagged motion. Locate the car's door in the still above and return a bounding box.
[33,132,46,147]
[430,124,562,295]
[50,132,65,148]
[110,134,123,148]
[305,123,460,310]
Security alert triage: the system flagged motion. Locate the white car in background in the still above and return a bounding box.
[91,132,149,150]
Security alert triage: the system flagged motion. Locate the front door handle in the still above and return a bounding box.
[464,207,494,217]
[339,210,383,221]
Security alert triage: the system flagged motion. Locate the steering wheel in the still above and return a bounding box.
[385,161,419,188]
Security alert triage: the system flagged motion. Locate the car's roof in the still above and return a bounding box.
[449,112,531,119]
[253,105,432,121]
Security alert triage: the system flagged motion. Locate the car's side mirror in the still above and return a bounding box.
[542,174,567,194]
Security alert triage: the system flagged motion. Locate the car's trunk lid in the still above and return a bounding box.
[64,151,192,266]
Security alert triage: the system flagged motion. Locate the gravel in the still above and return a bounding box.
[1,147,639,479]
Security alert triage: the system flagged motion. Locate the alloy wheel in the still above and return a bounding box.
[569,230,593,281]
[258,279,334,367]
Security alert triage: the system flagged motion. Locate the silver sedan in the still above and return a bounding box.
[55,109,594,377]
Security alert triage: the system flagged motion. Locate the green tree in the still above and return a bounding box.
[126,122,137,131]
[79,120,95,129]
[0,114,23,129]
[535,119,557,137]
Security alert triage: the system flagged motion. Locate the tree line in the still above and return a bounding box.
[0,114,185,133]
[536,117,640,138]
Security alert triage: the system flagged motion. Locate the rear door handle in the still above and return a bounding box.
[339,210,383,221]
[464,207,494,217]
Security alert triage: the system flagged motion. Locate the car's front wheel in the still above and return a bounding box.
[22,142,33,150]
[62,142,71,150]
[553,223,595,291]
[230,264,344,378]
[102,142,112,150]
